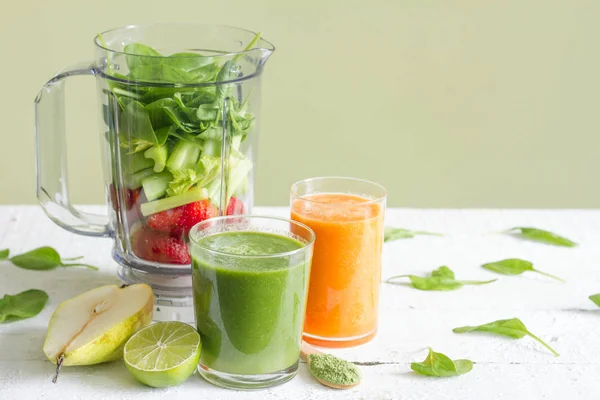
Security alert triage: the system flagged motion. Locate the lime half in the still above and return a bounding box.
[124,321,201,388]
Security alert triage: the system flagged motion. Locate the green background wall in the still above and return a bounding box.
[2,0,598,207]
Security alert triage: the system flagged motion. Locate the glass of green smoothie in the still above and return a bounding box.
[189,215,315,390]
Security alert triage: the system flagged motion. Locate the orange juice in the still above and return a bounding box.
[291,192,384,347]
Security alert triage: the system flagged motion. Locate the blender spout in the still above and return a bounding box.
[245,34,275,68]
[237,47,273,76]
[259,46,274,60]
[256,48,274,68]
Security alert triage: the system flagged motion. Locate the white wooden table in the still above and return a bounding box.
[1,206,599,400]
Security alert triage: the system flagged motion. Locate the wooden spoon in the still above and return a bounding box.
[300,341,361,390]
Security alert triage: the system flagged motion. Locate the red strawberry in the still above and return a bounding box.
[131,227,191,264]
[109,184,140,211]
[226,197,246,215]
[146,200,217,236]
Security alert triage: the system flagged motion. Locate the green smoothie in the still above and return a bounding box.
[191,231,310,375]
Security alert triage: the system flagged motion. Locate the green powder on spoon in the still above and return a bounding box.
[307,353,362,386]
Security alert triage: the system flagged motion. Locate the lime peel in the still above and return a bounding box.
[124,321,201,387]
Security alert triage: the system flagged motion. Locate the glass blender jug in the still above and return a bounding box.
[34,24,274,321]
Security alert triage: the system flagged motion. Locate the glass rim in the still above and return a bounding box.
[290,176,388,205]
[188,214,316,259]
[94,23,276,58]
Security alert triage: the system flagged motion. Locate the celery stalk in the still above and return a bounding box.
[203,139,222,157]
[144,145,169,172]
[140,187,209,216]
[166,141,201,171]
[231,135,242,152]
[126,167,155,189]
[141,171,173,201]
[123,150,154,174]
[205,157,253,208]
[227,158,253,200]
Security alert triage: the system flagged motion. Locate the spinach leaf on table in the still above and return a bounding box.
[453,318,559,356]
[410,348,472,377]
[9,247,98,271]
[386,266,496,291]
[503,227,577,247]
[481,258,564,282]
[589,294,600,307]
[0,249,8,260]
[0,289,49,323]
[384,227,443,242]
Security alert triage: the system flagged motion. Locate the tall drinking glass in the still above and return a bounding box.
[290,177,386,348]
[189,216,315,390]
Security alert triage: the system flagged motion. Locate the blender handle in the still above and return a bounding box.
[34,62,111,237]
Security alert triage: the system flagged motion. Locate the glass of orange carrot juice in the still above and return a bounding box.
[290,177,386,348]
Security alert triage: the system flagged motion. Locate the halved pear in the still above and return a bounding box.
[43,284,154,382]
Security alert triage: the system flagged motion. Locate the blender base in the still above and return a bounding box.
[150,295,195,323]
[115,258,195,323]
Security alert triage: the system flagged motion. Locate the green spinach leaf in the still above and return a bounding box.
[129,64,204,84]
[453,318,559,356]
[589,294,600,307]
[200,126,228,141]
[118,100,170,152]
[410,348,472,377]
[163,53,214,70]
[229,105,254,135]
[146,98,197,133]
[384,227,442,242]
[173,93,201,122]
[481,258,564,282]
[0,249,8,260]
[430,265,454,279]
[387,266,496,291]
[0,289,49,323]
[196,103,220,121]
[187,62,220,82]
[215,61,239,103]
[9,247,98,271]
[504,227,577,247]
[130,51,219,83]
[185,88,217,107]
[124,43,163,70]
